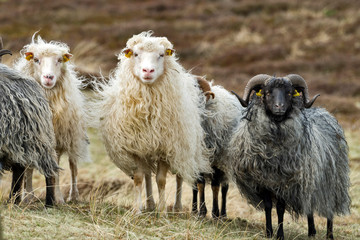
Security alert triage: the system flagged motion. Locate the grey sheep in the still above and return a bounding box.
[230,74,350,239]
[192,77,243,218]
[0,56,59,206]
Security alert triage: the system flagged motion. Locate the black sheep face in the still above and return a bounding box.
[262,78,295,122]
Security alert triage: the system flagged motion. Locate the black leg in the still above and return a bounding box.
[262,190,273,238]
[192,182,198,214]
[326,218,334,239]
[276,198,286,240]
[307,214,316,237]
[45,176,56,207]
[220,182,229,218]
[198,174,207,217]
[9,163,25,204]
[211,168,221,219]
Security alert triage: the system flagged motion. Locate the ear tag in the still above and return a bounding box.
[256,89,263,97]
[25,52,33,61]
[293,90,300,97]
[63,54,70,62]
[124,49,133,58]
[165,49,174,56]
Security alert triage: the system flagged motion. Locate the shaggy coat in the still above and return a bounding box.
[228,90,351,219]
[15,37,89,162]
[0,64,58,176]
[94,33,212,184]
[14,35,90,202]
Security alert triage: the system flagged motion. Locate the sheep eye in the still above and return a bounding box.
[58,58,62,63]
[134,53,138,57]
[159,54,164,58]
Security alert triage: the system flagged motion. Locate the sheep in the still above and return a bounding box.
[92,31,212,213]
[229,74,350,239]
[192,77,243,219]
[14,33,90,203]
[0,56,59,207]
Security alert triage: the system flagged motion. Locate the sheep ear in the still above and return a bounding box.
[293,89,300,97]
[123,48,133,58]
[63,53,72,62]
[25,52,34,61]
[165,48,174,56]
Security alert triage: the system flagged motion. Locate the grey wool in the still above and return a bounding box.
[228,81,351,220]
[0,64,58,177]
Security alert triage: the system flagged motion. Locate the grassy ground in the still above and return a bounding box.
[0,128,359,239]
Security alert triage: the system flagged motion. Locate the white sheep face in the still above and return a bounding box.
[132,45,166,85]
[25,52,71,89]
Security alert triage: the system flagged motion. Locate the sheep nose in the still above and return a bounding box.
[44,74,54,80]
[275,103,284,109]
[142,68,155,73]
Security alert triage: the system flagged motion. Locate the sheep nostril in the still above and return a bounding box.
[44,75,54,80]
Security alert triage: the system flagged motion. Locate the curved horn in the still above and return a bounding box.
[286,74,320,108]
[231,91,248,107]
[0,49,12,57]
[239,74,271,107]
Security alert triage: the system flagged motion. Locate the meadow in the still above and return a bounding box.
[0,0,359,239]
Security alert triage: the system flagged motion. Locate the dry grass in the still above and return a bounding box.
[0,128,359,239]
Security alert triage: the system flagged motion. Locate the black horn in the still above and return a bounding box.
[286,74,320,108]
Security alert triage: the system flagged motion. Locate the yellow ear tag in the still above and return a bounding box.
[63,55,70,62]
[25,53,33,61]
[293,90,300,97]
[125,50,133,58]
[165,49,173,56]
[256,89,263,97]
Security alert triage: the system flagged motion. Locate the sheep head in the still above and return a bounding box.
[22,33,72,89]
[121,31,175,85]
[232,74,320,121]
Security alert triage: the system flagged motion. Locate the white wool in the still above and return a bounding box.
[93,32,212,183]
[14,35,90,162]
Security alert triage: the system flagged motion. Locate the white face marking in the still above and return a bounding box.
[32,55,63,89]
[132,46,165,84]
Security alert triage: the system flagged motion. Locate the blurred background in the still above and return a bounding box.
[0,0,359,239]
[1,0,360,129]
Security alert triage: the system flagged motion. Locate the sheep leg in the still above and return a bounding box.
[23,167,35,203]
[173,174,183,212]
[307,214,316,237]
[145,173,155,211]
[45,176,56,207]
[211,168,221,219]
[262,189,273,238]
[54,153,65,204]
[9,163,25,204]
[133,168,145,214]
[276,198,286,240]
[220,182,229,218]
[198,174,207,217]
[156,161,169,212]
[326,218,334,239]
[192,182,198,214]
[67,157,79,202]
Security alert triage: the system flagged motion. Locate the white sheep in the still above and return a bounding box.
[92,31,212,213]
[14,33,90,203]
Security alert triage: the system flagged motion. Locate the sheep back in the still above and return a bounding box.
[0,64,58,177]
[202,85,243,174]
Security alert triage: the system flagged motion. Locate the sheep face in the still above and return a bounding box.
[262,78,295,121]
[25,52,71,89]
[130,45,167,84]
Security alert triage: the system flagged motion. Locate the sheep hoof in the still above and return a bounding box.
[22,192,36,204]
[146,199,156,212]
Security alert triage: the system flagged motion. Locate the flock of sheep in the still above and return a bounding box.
[0,31,351,239]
